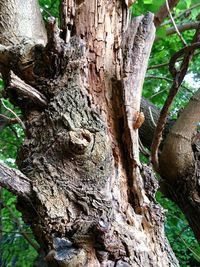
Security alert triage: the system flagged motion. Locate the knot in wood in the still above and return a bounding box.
[68,129,92,155]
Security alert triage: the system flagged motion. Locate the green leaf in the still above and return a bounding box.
[156,26,167,39]
[144,0,153,4]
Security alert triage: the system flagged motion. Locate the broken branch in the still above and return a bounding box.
[0,162,32,198]
[6,72,48,108]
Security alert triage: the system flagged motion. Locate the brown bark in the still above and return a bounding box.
[0,1,180,266]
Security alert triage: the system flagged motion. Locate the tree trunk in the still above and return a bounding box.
[0,1,179,266]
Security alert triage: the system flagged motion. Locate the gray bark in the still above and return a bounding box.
[0,0,47,45]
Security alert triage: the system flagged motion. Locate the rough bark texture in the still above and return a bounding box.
[0,0,180,266]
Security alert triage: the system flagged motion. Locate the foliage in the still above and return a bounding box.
[157,192,200,267]
[0,84,37,266]
[0,190,37,267]
[39,0,60,20]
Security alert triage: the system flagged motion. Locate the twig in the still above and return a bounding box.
[8,125,20,142]
[0,229,32,234]
[169,42,200,77]
[179,236,200,261]
[0,114,18,124]
[148,51,200,70]
[165,0,187,46]
[162,3,200,26]
[154,0,180,28]
[151,28,200,171]
[146,75,173,83]
[2,202,39,251]
[139,138,150,157]
[148,62,169,70]
[148,107,157,127]
[145,75,193,92]
[0,99,25,130]
[172,225,189,244]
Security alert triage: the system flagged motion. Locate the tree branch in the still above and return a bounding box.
[60,0,75,42]
[165,0,187,45]
[147,51,200,70]
[162,3,200,26]
[0,162,32,198]
[5,71,48,109]
[154,0,180,28]
[2,202,39,251]
[160,87,200,181]
[1,99,25,130]
[145,75,192,91]
[155,22,200,42]
[122,13,155,208]
[151,26,200,172]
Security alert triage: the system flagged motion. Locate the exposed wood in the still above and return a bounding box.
[122,13,155,207]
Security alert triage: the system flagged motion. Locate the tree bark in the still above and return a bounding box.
[0,1,180,266]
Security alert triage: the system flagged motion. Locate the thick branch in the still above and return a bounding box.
[122,13,155,208]
[122,13,155,162]
[160,88,200,181]
[60,0,75,42]
[151,25,200,172]
[0,162,32,198]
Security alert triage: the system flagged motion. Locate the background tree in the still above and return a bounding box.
[0,0,200,266]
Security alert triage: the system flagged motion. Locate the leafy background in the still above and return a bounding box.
[0,0,200,266]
